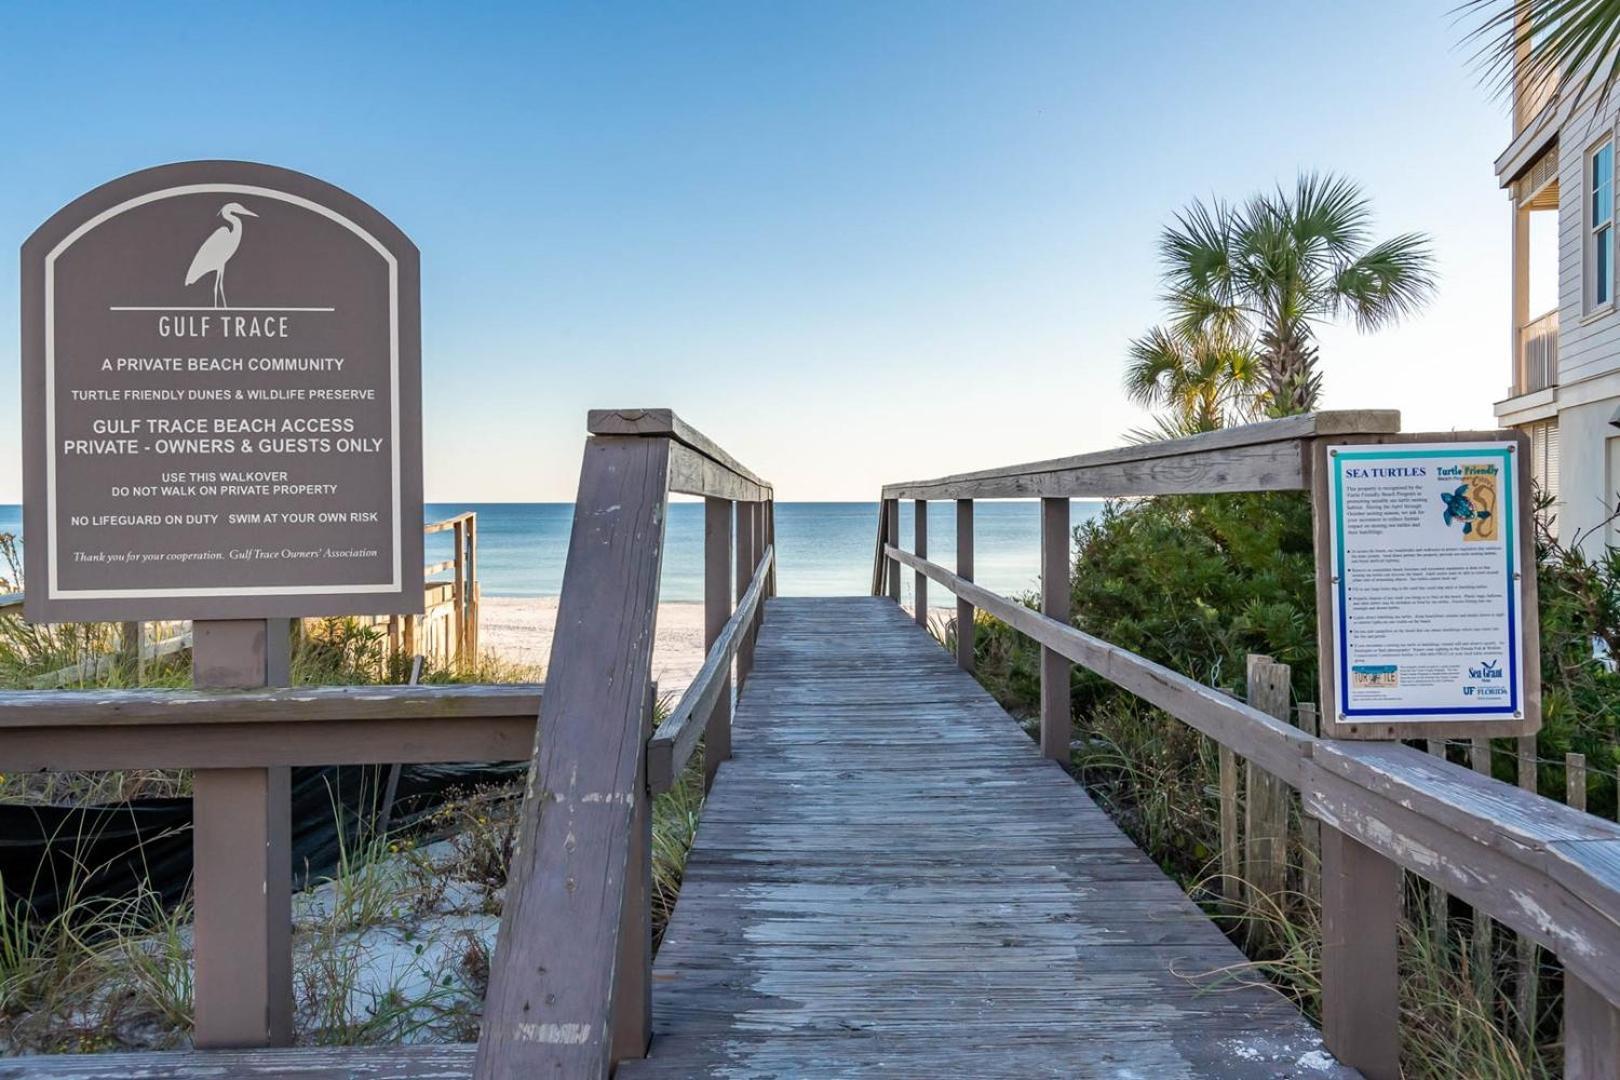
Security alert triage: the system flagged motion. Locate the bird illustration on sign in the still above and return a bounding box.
[184,202,258,308]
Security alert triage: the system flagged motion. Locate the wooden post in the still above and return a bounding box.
[1565,973,1620,1079]
[453,517,466,670]
[1518,734,1539,1046]
[1321,825,1401,1080]
[1568,752,1589,812]
[1427,739,1450,944]
[956,499,974,672]
[610,682,655,1064]
[764,499,777,599]
[467,513,480,660]
[1219,744,1240,908]
[1039,497,1070,762]
[704,496,734,792]
[885,498,901,602]
[1296,702,1321,902]
[476,434,668,1077]
[117,620,142,682]
[913,499,928,627]
[736,502,757,686]
[1244,655,1289,913]
[191,618,292,1049]
[1472,738,1494,988]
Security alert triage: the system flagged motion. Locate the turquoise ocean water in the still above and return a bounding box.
[0,501,1100,606]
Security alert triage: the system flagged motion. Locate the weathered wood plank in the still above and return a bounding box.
[1244,656,1289,915]
[0,1045,478,1078]
[586,407,771,495]
[882,410,1399,500]
[476,435,670,1079]
[630,596,1346,1076]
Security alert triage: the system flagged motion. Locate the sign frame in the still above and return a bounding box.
[21,160,423,622]
[1311,429,1541,741]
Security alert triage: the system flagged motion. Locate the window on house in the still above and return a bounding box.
[1591,141,1614,309]
[1531,419,1560,538]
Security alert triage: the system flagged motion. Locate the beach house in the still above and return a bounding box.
[1493,22,1620,546]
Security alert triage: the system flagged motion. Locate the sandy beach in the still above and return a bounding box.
[481,596,709,697]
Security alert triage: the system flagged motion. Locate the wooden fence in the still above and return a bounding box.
[873,410,1620,1080]
[0,409,775,1078]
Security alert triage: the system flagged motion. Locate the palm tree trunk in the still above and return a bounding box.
[1260,322,1322,416]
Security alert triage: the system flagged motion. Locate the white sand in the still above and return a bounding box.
[480,596,708,697]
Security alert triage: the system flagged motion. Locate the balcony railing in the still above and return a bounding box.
[1518,308,1559,394]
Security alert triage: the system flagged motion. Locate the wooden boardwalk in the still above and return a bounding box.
[621,596,1353,1078]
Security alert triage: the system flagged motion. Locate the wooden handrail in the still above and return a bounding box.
[887,546,1313,782]
[882,539,1620,1076]
[479,409,772,1077]
[648,544,773,794]
[880,409,1398,501]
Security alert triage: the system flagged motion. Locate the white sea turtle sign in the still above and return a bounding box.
[20,161,423,621]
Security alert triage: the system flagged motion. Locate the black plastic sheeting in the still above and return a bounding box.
[0,762,526,921]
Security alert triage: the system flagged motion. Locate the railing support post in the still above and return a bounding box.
[736,501,758,686]
[913,498,928,627]
[191,618,293,1049]
[884,498,901,602]
[1565,972,1620,1079]
[453,516,466,670]
[611,682,656,1064]
[956,498,974,672]
[1039,497,1070,762]
[764,499,777,599]
[1321,825,1400,1080]
[704,496,734,791]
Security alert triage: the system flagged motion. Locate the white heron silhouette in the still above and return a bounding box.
[184,202,258,308]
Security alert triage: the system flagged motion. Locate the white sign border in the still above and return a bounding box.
[1326,440,1525,724]
[43,183,403,600]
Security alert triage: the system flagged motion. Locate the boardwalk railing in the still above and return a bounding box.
[476,408,774,1077]
[873,411,1620,1080]
[0,409,772,1079]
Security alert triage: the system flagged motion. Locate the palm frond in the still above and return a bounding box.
[1458,0,1620,111]
[1331,232,1440,331]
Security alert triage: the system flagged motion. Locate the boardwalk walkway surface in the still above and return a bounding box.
[620,596,1352,1079]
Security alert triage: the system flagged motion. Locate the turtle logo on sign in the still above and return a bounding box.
[184,202,259,308]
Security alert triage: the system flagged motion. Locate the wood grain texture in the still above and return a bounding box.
[1039,497,1071,761]
[956,498,975,672]
[587,408,770,486]
[1244,656,1289,913]
[475,435,670,1079]
[1320,827,1400,1079]
[913,498,928,626]
[882,410,1398,500]
[620,596,1350,1077]
[0,1044,479,1078]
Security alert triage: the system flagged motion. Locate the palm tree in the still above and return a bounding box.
[1461,0,1620,110]
[1123,324,1264,440]
[1158,173,1437,416]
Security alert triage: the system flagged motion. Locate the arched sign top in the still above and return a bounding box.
[21,161,423,622]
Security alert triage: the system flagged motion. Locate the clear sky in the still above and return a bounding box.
[0,1,1523,501]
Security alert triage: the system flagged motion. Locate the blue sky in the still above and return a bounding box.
[0,1,1520,500]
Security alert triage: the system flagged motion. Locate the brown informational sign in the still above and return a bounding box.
[21,161,423,621]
